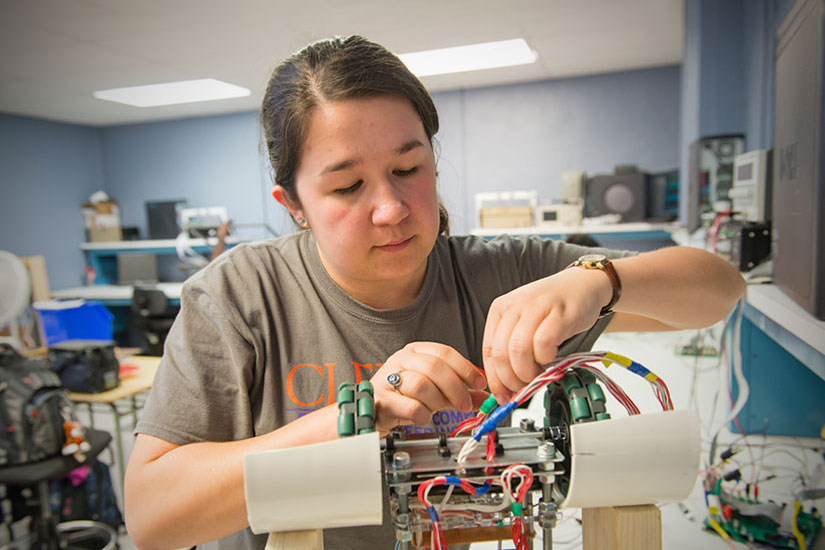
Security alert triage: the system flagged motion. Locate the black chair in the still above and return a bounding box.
[0,428,118,550]
[130,285,177,356]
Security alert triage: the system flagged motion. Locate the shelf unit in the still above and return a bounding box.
[470,221,678,240]
[470,222,679,251]
[81,237,243,285]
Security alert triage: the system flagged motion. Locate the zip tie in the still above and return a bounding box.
[511,502,523,517]
[427,506,439,523]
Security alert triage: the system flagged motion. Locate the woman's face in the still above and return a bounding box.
[277,94,440,304]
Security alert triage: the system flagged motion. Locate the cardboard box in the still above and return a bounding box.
[87,227,123,242]
[82,200,122,242]
[20,255,50,302]
[480,206,534,228]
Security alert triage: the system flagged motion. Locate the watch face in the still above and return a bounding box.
[579,254,606,263]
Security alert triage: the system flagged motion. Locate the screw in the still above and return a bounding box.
[537,441,555,459]
[392,451,411,470]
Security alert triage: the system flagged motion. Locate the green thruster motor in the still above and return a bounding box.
[337,381,376,437]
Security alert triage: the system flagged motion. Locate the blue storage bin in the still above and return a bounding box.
[34,300,114,346]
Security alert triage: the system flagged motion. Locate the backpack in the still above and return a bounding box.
[48,340,120,394]
[49,459,123,529]
[0,344,73,466]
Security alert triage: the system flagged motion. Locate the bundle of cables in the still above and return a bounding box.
[455,350,674,465]
[416,464,536,550]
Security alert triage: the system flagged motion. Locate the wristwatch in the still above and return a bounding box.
[566,254,622,317]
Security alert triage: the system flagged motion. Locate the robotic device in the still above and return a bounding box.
[378,351,689,550]
[244,351,702,550]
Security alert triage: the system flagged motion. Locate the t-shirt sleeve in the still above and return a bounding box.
[135,277,258,445]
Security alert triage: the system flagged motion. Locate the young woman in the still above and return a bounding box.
[124,36,745,550]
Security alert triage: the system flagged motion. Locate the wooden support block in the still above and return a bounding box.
[265,529,324,550]
[582,505,662,550]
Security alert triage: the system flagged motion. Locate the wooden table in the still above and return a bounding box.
[68,355,161,500]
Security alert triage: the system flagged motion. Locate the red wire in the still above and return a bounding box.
[451,412,484,437]
[485,430,496,462]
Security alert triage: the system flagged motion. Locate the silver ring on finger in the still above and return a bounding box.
[387,371,403,393]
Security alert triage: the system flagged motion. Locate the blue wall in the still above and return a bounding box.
[0,114,105,289]
[100,112,291,240]
[437,67,681,233]
[99,66,681,239]
[3,0,793,291]
[0,64,683,292]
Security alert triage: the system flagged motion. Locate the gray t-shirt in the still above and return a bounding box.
[136,231,630,549]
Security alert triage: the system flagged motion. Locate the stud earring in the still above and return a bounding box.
[296,217,309,228]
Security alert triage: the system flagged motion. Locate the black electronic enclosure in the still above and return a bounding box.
[145,200,187,240]
[773,0,825,320]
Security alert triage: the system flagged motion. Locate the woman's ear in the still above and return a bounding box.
[272,185,301,219]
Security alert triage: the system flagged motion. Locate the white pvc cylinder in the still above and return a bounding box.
[561,409,701,509]
[244,431,383,534]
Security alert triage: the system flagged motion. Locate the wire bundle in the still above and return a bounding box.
[456,351,674,465]
[451,394,499,437]
[417,476,493,550]
[500,464,535,550]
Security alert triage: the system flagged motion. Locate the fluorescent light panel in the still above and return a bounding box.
[93,78,250,107]
[399,38,537,77]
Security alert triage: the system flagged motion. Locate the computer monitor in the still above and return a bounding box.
[146,200,187,240]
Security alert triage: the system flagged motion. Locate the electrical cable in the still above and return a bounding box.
[709,300,749,466]
[457,351,673,466]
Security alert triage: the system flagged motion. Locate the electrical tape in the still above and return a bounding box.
[626,362,650,378]
[474,402,517,440]
[604,352,632,367]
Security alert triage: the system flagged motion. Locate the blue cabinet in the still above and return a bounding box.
[732,285,825,438]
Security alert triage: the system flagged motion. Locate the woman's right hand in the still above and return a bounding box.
[372,342,489,434]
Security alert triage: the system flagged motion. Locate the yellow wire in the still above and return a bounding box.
[706,506,730,541]
[792,501,807,550]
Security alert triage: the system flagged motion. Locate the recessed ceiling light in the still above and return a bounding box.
[399,39,538,77]
[93,78,250,107]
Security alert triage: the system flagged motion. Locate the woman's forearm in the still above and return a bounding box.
[612,246,745,329]
[125,403,339,550]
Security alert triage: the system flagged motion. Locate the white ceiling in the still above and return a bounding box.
[0,0,683,127]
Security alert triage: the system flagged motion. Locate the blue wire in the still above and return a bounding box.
[394,541,400,550]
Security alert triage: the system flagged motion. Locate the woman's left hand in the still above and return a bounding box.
[481,267,613,403]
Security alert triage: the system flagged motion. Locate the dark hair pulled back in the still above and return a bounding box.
[261,35,449,234]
